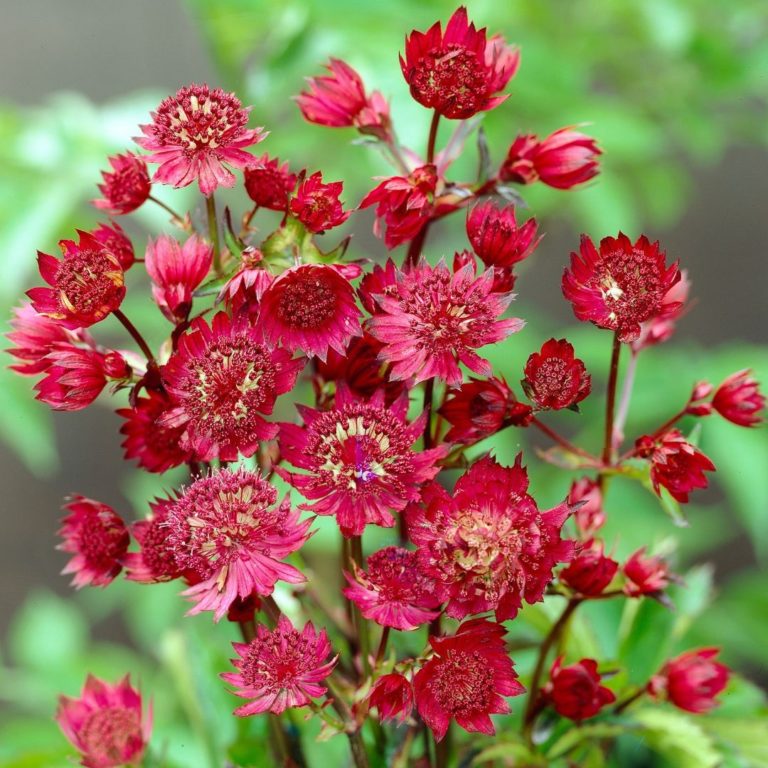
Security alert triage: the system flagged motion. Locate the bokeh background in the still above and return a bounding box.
[0,0,767,766]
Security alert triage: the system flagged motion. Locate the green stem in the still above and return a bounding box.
[148,194,185,224]
[350,536,372,678]
[206,193,222,275]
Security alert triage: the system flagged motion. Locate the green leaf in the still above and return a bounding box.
[632,708,722,768]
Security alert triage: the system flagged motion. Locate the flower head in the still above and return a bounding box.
[466,201,539,268]
[58,496,129,589]
[546,657,615,721]
[563,233,681,343]
[222,615,336,715]
[414,619,524,741]
[290,171,350,233]
[91,222,135,271]
[277,386,446,537]
[568,478,605,538]
[123,499,185,584]
[648,648,729,714]
[136,83,265,196]
[400,7,519,119]
[622,547,670,598]
[218,247,274,313]
[93,151,151,215]
[522,338,591,410]
[712,369,764,427]
[408,455,574,621]
[244,155,297,211]
[164,469,310,620]
[160,312,303,462]
[56,675,150,768]
[368,259,524,386]
[560,540,618,596]
[368,673,414,723]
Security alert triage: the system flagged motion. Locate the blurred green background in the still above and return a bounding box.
[0,0,767,766]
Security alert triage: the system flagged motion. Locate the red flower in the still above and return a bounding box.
[414,619,524,741]
[358,259,400,315]
[28,231,125,329]
[408,455,574,621]
[218,247,274,313]
[92,151,151,215]
[466,201,539,268]
[343,546,441,631]
[297,58,390,138]
[400,7,519,120]
[123,499,185,584]
[622,547,670,598]
[522,338,591,410]
[56,675,150,768]
[368,259,524,386]
[222,615,337,715]
[368,673,414,723]
[136,83,265,196]
[58,496,129,589]
[500,128,600,189]
[546,657,615,721]
[360,165,438,248]
[277,386,446,537]
[164,469,310,621]
[636,430,716,503]
[648,648,729,714]
[290,171,350,233]
[633,270,691,352]
[243,155,297,211]
[560,540,618,596]
[91,222,135,271]
[145,234,212,323]
[259,264,362,361]
[226,593,262,624]
[160,312,303,462]
[562,233,681,343]
[712,369,765,427]
[568,478,605,538]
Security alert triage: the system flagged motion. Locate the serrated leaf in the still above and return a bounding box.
[633,708,721,768]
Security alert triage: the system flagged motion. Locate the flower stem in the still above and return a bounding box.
[423,378,435,450]
[349,536,372,678]
[427,110,441,164]
[613,686,646,714]
[148,194,185,224]
[113,309,156,366]
[530,416,597,461]
[602,333,622,467]
[405,221,431,265]
[374,626,390,666]
[612,349,639,454]
[325,675,371,768]
[206,193,222,276]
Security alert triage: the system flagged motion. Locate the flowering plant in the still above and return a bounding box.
[7,6,765,767]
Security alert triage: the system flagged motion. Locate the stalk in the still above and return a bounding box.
[113,309,156,366]
[206,193,222,275]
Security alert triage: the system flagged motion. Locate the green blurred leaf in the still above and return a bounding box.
[633,708,721,768]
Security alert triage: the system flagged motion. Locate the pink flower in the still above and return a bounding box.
[276,386,447,537]
[559,540,618,596]
[222,615,337,715]
[145,234,213,323]
[58,495,130,588]
[218,247,274,313]
[368,673,414,723]
[368,259,524,386]
[546,657,615,721]
[91,221,135,271]
[244,154,297,211]
[622,547,670,598]
[160,312,303,462]
[123,499,185,584]
[56,675,151,768]
[522,338,591,410]
[712,369,765,427]
[408,455,574,621]
[414,619,524,741]
[648,648,729,714]
[136,83,266,196]
[632,270,691,352]
[358,258,400,314]
[164,469,310,621]
[466,201,539,268]
[92,151,151,215]
[290,171,350,233]
[343,546,441,630]
[568,478,606,538]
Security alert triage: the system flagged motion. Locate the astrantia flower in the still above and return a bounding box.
[92,151,151,215]
[400,7,520,119]
[244,155,296,211]
[91,221,135,271]
[28,230,125,329]
[56,675,150,768]
[569,478,605,537]
[164,469,310,620]
[622,547,670,598]
[559,540,618,596]
[259,263,362,361]
[408,455,574,621]
[360,165,438,249]
[290,171,350,233]
[712,369,765,427]
[358,259,400,314]
[118,391,193,473]
[123,499,184,584]
[545,657,615,721]
[466,201,539,268]
[160,312,303,462]
[145,234,212,323]
[58,496,129,588]
[218,247,274,314]
[343,546,441,630]
[562,233,681,343]
[368,673,414,723]
[648,648,729,714]
[368,259,524,386]
[222,615,336,715]
[522,338,591,410]
[277,386,446,537]
[414,619,524,741]
[136,83,265,196]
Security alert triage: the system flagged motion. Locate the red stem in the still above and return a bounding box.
[602,333,622,466]
[113,309,156,365]
[530,416,597,461]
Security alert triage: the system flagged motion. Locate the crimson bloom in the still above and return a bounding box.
[58,496,129,589]
[145,234,212,323]
[466,201,539,268]
[368,259,524,386]
[622,547,670,598]
[92,151,151,215]
[414,619,524,741]
[523,338,591,410]
[408,455,574,621]
[91,221,135,271]
[400,7,519,120]
[244,154,297,211]
[368,673,414,723]
[546,657,616,721]
[277,386,446,537]
[28,230,125,329]
[218,247,274,314]
[56,675,150,768]
[123,499,184,584]
[136,83,265,196]
[164,469,310,621]
[259,263,362,361]
[560,541,618,597]
[160,312,303,462]
[563,233,681,343]
[568,478,605,538]
[290,171,350,233]
[343,546,441,631]
[648,648,729,714]
[712,369,765,427]
[222,615,337,715]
